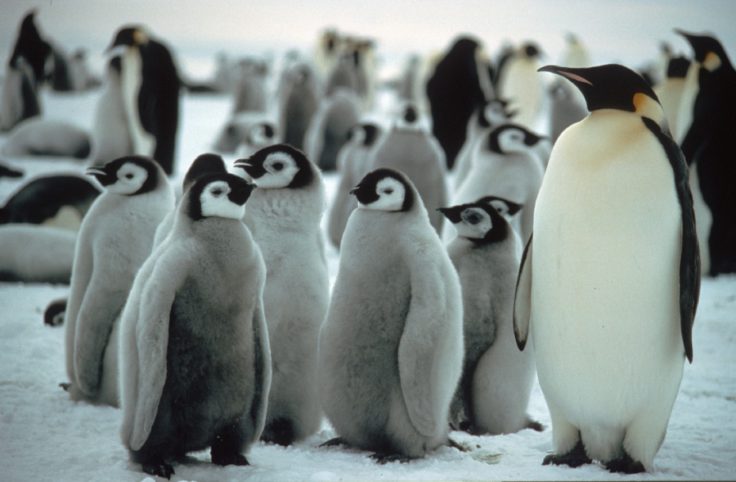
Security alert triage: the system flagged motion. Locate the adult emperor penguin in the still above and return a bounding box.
[654,56,690,137]
[119,173,270,478]
[439,199,539,435]
[107,26,180,175]
[497,42,545,129]
[453,123,545,244]
[233,144,328,445]
[318,168,463,462]
[515,64,700,473]
[368,104,448,234]
[327,122,382,248]
[63,156,174,406]
[676,30,736,275]
[426,36,488,169]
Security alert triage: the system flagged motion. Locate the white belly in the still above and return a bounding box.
[531,111,684,426]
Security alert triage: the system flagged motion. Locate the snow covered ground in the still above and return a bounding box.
[1,89,735,482]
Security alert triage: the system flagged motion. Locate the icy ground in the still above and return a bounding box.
[0,91,735,481]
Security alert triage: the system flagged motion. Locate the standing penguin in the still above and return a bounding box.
[277,61,320,151]
[304,90,362,171]
[453,123,546,244]
[119,173,270,478]
[676,30,736,275]
[368,104,448,234]
[439,198,539,435]
[654,56,691,137]
[426,36,488,169]
[107,26,180,175]
[327,122,382,248]
[515,64,699,473]
[63,156,174,406]
[319,168,463,462]
[497,42,545,129]
[233,144,328,445]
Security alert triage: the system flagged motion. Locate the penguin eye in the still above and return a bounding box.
[382,188,394,195]
[211,188,224,197]
[272,162,284,171]
[125,173,134,180]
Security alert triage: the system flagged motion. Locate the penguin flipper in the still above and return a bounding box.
[250,299,272,441]
[513,234,533,351]
[642,117,700,362]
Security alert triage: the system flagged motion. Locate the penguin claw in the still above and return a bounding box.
[542,441,591,468]
[141,461,175,479]
[605,452,646,474]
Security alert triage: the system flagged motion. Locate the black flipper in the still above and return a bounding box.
[513,235,533,351]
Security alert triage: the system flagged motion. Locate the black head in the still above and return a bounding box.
[676,30,732,71]
[478,98,515,127]
[521,42,542,59]
[538,64,660,118]
[347,123,381,147]
[183,153,227,191]
[9,10,51,82]
[233,144,314,189]
[186,172,255,221]
[448,36,480,58]
[487,124,545,154]
[403,104,418,124]
[350,168,414,212]
[438,200,510,244]
[667,56,691,79]
[107,26,148,51]
[85,155,160,195]
[476,195,523,217]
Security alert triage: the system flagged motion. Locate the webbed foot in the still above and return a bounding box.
[370,452,415,464]
[319,437,347,448]
[605,452,646,474]
[141,461,175,479]
[542,440,591,468]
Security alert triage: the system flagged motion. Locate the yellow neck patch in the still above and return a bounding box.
[633,92,664,125]
[704,51,722,71]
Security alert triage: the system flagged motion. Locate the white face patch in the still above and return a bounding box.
[361,177,406,211]
[199,180,245,219]
[498,128,530,154]
[107,162,148,195]
[455,207,492,239]
[255,152,300,189]
[249,123,274,147]
[487,199,519,222]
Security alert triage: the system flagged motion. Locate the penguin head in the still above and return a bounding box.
[487,124,545,154]
[233,144,314,189]
[479,98,516,127]
[107,26,148,52]
[85,156,160,195]
[438,200,510,243]
[351,168,414,212]
[346,122,381,147]
[667,56,691,79]
[182,153,227,192]
[520,42,542,59]
[538,64,663,122]
[676,30,731,72]
[394,102,421,130]
[246,122,276,149]
[187,173,254,221]
[476,195,523,221]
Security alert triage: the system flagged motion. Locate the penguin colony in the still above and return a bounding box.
[2,9,731,478]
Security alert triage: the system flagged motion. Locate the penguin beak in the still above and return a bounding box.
[85,166,113,186]
[85,167,106,178]
[538,65,594,86]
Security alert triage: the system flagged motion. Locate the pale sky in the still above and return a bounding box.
[2,0,734,77]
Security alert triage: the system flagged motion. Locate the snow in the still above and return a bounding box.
[1,89,735,482]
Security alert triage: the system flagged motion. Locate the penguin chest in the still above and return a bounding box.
[531,114,683,406]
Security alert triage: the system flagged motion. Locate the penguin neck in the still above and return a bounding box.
[243,179,325,231]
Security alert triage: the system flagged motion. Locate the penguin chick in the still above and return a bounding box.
[119,173,270,479]
[319,168,463,461]
[439,199,540,435]
[516,64,700,473]
[64,156,174,407]
[233,144,328,445]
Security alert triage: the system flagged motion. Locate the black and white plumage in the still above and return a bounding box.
[327,122,382,247]
[119,172,269,478]
[496,42,545,129]
[233,144,328,446]
[107,26,180,175]
[64,156,174,407]
[440,199,539,435]
[319,168,463,461]
[516,64,699,473]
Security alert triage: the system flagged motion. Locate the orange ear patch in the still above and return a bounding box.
[133,29,148,45]
[633,92,665,124]
[704,52,722,71]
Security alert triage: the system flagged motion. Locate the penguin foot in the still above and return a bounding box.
[320,437,347,448]
[526,418,545,432]
[542,441,591,468]
[59,382,71,391]
[261,417,295,446]
[211,452,249,466]
[605,452,646,474]
[141,461,175,479]
[370,452,415,464]
[44,298,67,326]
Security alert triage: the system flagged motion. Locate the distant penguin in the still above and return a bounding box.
[560,33,591,69]
[232,58,269,114]
[319,168,463,462]
[1,118,91,159]
[119,173,270,479]
[453,123,545,244]
[0,173,100,229]
[0,224,76,283]
[8,11,51,91]
[368,104,448,234]
[426,36,487,169]
[233,144,328,446]
[213,112,277,155]
[107,26,180,174]
[325,52,360,97]
[152,153,227,247]
[453,98,516,189]
[63,156,174,407]
[497,42,545,129]
[277,61,320,150]
[440,199,539,435]
[327,122,382,247]
[515,64,700,473]
[304,90,362,171]
[0,162,24,178]
[397,53,427,111]
[89,55,134,166]
[48,42,74,92]
[0,56,41,133]
[655,56,691,137]
[44,297,67,327]
[548,79,588,144]
[677,30,736,275]
[313,28,342,81]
